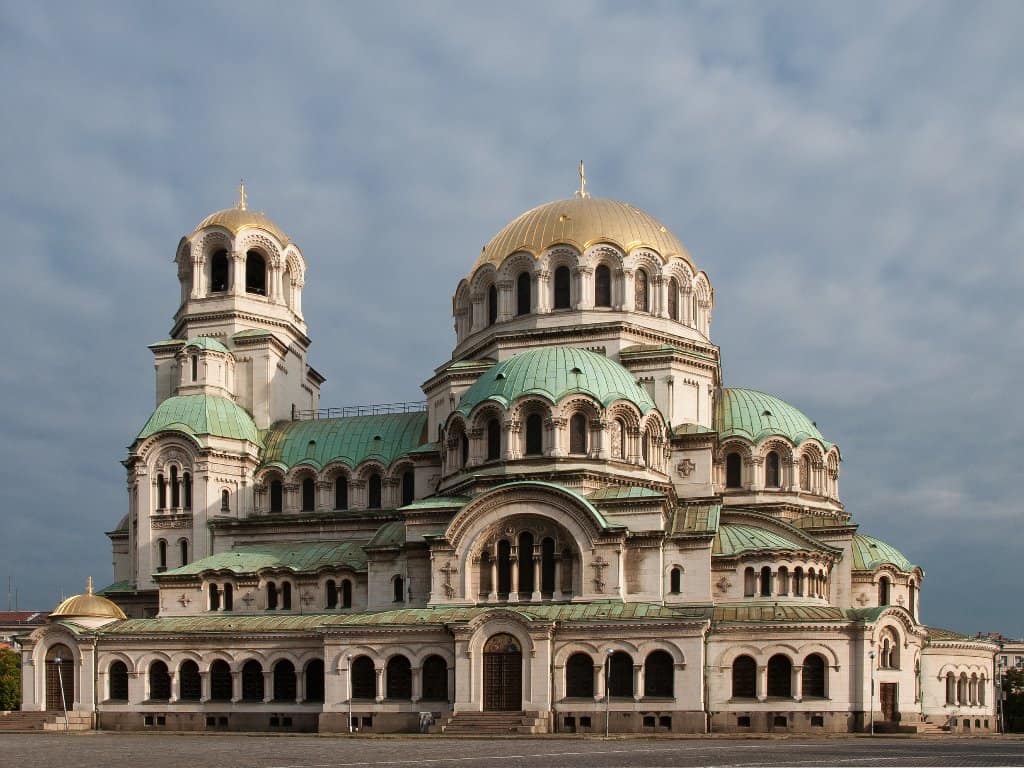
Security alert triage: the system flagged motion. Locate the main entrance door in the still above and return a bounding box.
[483,633,522,711]
[880,682,898,722]
[45,644,74,712]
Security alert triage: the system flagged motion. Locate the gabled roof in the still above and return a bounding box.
[261,411,427,471]
[160,541,368,577]
[668,504,721,536]
[136,394,260,444]
[716,387,830,448]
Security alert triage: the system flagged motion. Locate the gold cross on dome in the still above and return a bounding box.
[237,179,248,211]
[577,160,590,199]
[87,576,94,595]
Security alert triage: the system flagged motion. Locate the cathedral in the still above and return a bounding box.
[20,176,996,734]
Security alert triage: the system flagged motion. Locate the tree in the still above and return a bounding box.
[1002,667,1024,733]
[0,647,20,710]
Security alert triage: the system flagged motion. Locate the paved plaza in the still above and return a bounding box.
[1,734,1022,768]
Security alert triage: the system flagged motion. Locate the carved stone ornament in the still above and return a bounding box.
[856,592,870,606]
[591,555,609,593]
[440,560,458,599]
[715,577,732,594]
[676,458,696,477]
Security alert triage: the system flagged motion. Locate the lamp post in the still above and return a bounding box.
[869,651,876,736]
[346,653,354,734]
[604,648,613,738]
[54,655,69,732]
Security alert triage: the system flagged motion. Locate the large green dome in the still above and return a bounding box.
[716,388,829,447]
[456,347,656,416]
[137,394,260,444]
[850,534,916,572]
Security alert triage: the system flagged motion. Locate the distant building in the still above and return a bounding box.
[20,180,996,733]
[0,612,46,649]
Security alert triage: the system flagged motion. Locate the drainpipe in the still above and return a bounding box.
[703,623,711,734]
[92,635,99,731]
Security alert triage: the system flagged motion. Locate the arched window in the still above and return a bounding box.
[554,266,571,309]
[541,537,556,595]
[487,284,498,326]
[179,660,201,701]
[777,566,789,596]
[641,428,650,466]
[634,269,649,312]
[301,477,315,511]
[108,661,129,700]
[801,454,813,490]
[595,264,612,307]
[305,660,325,703]
[341,579,352,609]
[158,539,167,570]
[273,660,297,702]
[569,413,587,455]
[245,250,266,295]
[608,651,634,698]
[979,675,987,706]
[170,466,180,508]
[269,479,283,513]
[210,660,232,701]
[335,477,348,510]
[486,418,501,461]
[282,582,292,610]
[223,583,233,611]
[516,271,531,315]
[945,672,956,705]
[221,488,230,511]
[208,583,220,611]
[644,650,675,698]
[802,654,826,698]
[566,653,594,698]
[518,531,535,595]
[725,452,742,488]
[461,432,469,467]
[878,576,891,606]
[667,277,679,320]
[760,566,772,597]
[149,661,171,701]
[766,654,793,698]
[765,451,781,488]
[326,580,338,609]
[612,418,627,460]
[497,539,512,597]
[386,655,412,700]
[191,354,198,382]
[242,660,264,702]
[909,580,917,620]
[422,655,448,701]
[368,473,382,509]
[732,655,756,698]
[157,473,166,509]
[401,470,415,506]
[210,249,229,293]
[393,575,405,603]
[351,656,376,700]
[525,413,543,455]
[794,566,804,596]
[669,567,682,594]
[267,582,278,610]
[744,567,757,597]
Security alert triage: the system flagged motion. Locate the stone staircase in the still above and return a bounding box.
[0,711,92,731]
[916,716,953,735]
[436,710,548,735]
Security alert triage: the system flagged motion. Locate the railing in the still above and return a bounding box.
[293,400,427,420]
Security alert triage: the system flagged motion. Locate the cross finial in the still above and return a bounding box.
[87,576,93,595]
[577,160,589,198]
[237,179,247,211]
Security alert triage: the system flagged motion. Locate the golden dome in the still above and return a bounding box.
[194,181,289,244]
[474,196,692,273]
[50,578,126,621]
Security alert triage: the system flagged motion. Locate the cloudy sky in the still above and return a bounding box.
[1,2,1021,636]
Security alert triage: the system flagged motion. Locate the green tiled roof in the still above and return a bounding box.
[716,388,830,448]
[366,521,406,548]
[713,523,809,556]
[149,339,185,348]
[184,336,231,354]
[669,504,721,535]
[485,480,613,528]
[102,614,332,634]
[714,605,847,623]
[398,496,471,511]
[850,534,915,572]
[233,329,274,339]
[161,541,367,577]
[456,347,656,416]
[587,486,665,501]
[927,626,975,642]
[673,423,714,436]
[96,580,136,595]
[137,394,260,444]
[261,412,427,471]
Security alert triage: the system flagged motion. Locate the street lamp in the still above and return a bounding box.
[54,655,69,732]
[869,651,876,736]
[604,648,614,738]
[346,653,354,734]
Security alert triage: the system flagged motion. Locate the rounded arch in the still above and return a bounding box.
[496,251,536,283]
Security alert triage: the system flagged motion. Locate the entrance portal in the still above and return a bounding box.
[483,633,522,711]
[880,682,898,722]
[45,644,74,712]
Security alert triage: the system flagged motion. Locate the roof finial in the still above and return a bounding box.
[577,160,590,199]
[237,179,247,211]
[87,576,93,595]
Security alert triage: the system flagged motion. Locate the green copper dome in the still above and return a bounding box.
[137,394,259,444]
[716,388,829,447]
[183,336,232,355]
[713,523,808,556]
[850,534,915,572]
[456,347,656,416]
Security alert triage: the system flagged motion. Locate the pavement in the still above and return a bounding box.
[1,733,1023,768]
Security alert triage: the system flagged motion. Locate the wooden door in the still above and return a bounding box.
[45,644,74,711]
[483,634,522,711]
[880,682,898,721]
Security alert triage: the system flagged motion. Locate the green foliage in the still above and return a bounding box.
[0,647,20,710]
[1003,668,1024,732]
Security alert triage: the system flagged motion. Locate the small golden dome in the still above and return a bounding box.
[474,196,692,273]
[194,181,289,244]
[50,577,126,621]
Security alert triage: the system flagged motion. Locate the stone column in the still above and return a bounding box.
[531,549,542,602]
[489,558,498,602]
[574,266,593,309]
[470,292,484,333]
[231,669,242,703]
[633,664,643,701]
[509,554,520,603]
[504,418,521,460]
[593,664,605,703]
[411,666,423,703]
[230,250,244,296]
[169,671,180,703]
[375,666,384,703]
[263,670,274,703]
[619,268,635,311]
[546,417,566,458]
[756,665,767,702]
[793,665,804,703]
[553,557,564,601]
[200,669,210,703]
[497,279,514,321]
[534,270,549,313]
[591,418,606,459]
[654,275,668,318]
[296,671,306,703]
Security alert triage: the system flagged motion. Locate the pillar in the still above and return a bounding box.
[231,669,242,703]
[756,665,767,702]
[793,665,803,702]
[263,670,274,703]
[531,551,542,602]
[200,669,210,703]
[553,558,564,601]
[593,665,605,703]
[489,558,498,602]
[509,555,520,603]
[375,666,384,703]
[633,664,643,701]
[411,666,422,703]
